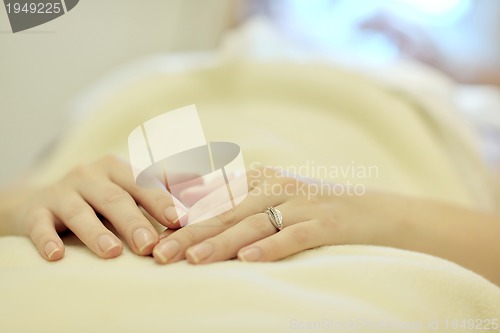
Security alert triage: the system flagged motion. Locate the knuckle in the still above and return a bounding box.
[247,214,271,233]
[45,184,61,197]
[26,208,49,233]
[153,193,172,210]
[122,214,149,233]
[178,227,199,245]
[36,184,62,204]
[31,229,48,247]
[215,208,238,227]
[100,154,121,166]
[264,236,282,257]
[28,208,47,223]
[319,216,343,242]
[192,194,218,214]
[212,234,231,250]
[123,212,146,225]
[101,188,130,207]
[62,203,91,222]
[291,227,310,245]
[66,164,92,179]
[320,214,337,229]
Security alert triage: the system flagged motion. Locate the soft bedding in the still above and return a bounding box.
[1,60,499,332]
[1,235,499,333]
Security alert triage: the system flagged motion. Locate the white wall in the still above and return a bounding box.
[0,0,231,185]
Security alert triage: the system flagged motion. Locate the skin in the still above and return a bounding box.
[1,156,499,286]
[0,155,186,260]
[155,166,500,286]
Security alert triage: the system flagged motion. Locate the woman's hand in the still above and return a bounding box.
[13,155,187,261]
[152,165,500,286]
[152,166,371,264]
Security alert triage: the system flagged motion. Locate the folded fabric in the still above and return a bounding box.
[2,59,499,332]
[33,61,497,210]
[1,235,499,333]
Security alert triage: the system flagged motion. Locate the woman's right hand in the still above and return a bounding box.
[13,155,187,261]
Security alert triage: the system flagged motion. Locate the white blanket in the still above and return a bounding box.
[1,235,499,333]
[1,59,499,332]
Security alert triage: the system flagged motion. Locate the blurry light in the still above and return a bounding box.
[389,0,472,25]
[398,0,468,16]
[270,0,474,63]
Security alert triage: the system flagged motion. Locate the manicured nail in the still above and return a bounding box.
[132,228,155,253]
[164,206,186,224]
[187,243,213,264]
[97,234,120,255]
[44,241,60,260]
[153,239,180,264]
[238,247,262,262]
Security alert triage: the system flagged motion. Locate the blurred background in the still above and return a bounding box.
[1,0,499,186]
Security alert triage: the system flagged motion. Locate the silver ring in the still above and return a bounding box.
[265,207,283,231]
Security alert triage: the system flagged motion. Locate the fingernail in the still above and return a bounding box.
[164,206,186,224]
[238,247,262,262]
[187,243,213,264]
[97,234,120,255]
[132,228,156,253]
[153,239,180,264]
[44,241,60,260]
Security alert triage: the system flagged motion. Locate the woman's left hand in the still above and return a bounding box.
[152,166,372,264]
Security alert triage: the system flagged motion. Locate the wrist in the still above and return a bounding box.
[333,192,410,247]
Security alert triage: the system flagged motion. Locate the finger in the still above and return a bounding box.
[165,173,205,193]
[152,185,285,264]
[183,213,271,264]
[178,181,224,207]
[119,178,188,228]
[78,178,159,255]
[105,158,188,227]
[179,165,275,209]
[49,190,123,259]
[179,166,281,224]
[184,182,238,226]
[184,201,304,264]
[27,208,65,261]
[237,219,336,262]
[185,172,291,226]
[159,228,175,240]
[178,172,247,207]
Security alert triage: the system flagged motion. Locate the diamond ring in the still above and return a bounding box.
[265,207,284,231]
